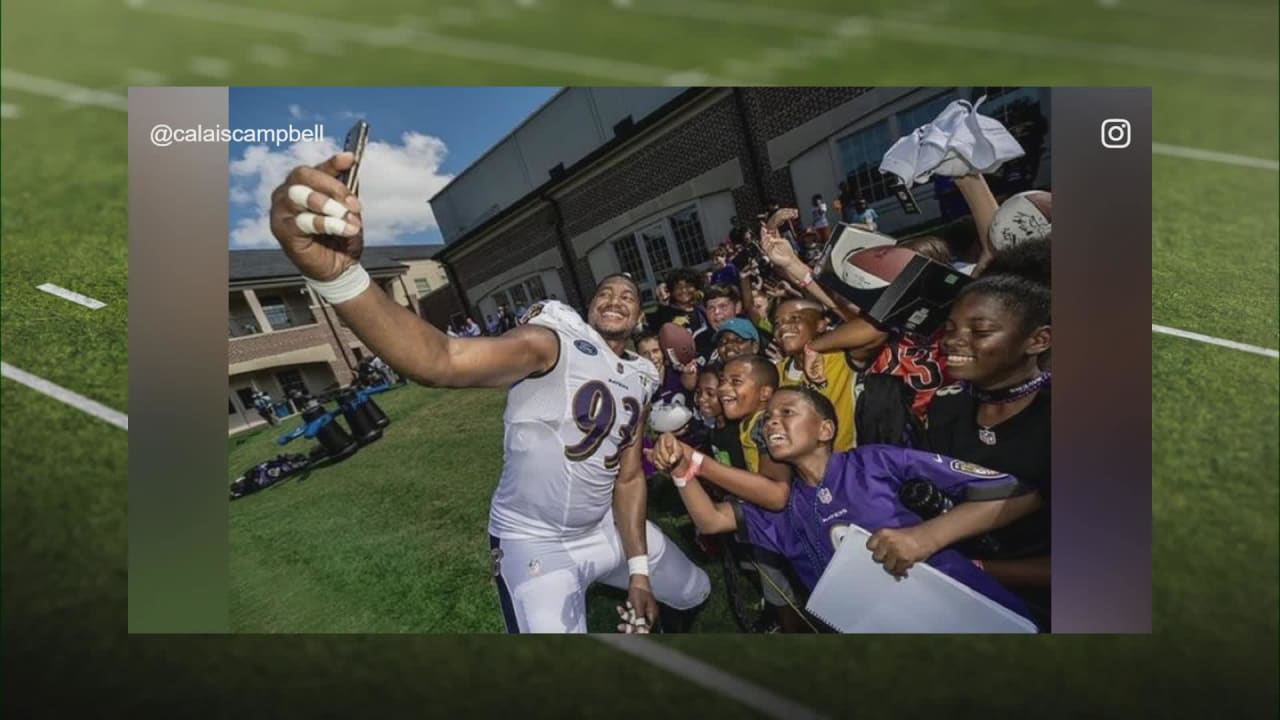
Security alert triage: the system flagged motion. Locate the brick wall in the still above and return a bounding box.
[557,97,750,239]
[418,284,467,331]
[447,88,875,308]
[736,87,874,212]
[227,310,358,386]
[451,205,560,297]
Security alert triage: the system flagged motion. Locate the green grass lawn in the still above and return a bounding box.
[229,383,744,633]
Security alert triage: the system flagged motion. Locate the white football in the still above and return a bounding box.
[988,191,1052,251]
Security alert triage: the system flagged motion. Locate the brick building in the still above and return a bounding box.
[227,244,448,435]
[430,86,1051,319]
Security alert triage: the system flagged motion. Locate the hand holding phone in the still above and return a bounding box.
[267,121,370,283]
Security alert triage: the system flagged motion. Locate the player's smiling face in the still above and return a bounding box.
[773,300,825,356]
[763,392,829,460]
[942,293,1042,388]
[588,277,640,340]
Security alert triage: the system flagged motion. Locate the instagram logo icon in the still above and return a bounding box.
[1101,118,1131,149]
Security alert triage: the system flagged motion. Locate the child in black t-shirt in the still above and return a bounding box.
[925,265,1052,629]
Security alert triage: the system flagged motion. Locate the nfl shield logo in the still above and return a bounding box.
[817,488,833,504]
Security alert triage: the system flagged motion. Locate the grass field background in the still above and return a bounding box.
[228,384,742,634]
[2,0,1277,716]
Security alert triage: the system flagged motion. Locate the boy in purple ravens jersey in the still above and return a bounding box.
[651,386,1041,624]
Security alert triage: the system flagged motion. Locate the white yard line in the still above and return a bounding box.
[249,45,291,68]
[128,0,743,85]
[1152,324,1279,359]
[594,636,828,720]
[189,56,232,78]
[1152,143,1279,171]
[0,69,127,111]
[0,102,20,119]
[614,0,1276,80]
[36,283,107,310]
[125,67,169,85]
[0,362,128,431]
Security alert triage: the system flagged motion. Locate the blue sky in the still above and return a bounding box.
[228,87,560,249]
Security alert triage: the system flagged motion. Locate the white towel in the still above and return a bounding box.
[879,97,1026,188]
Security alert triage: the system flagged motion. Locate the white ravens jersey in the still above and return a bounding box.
[488,301,660,540]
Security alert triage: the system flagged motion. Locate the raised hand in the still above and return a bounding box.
[802,344,828,386]
[268,152,365,282]
[759,223,801,272]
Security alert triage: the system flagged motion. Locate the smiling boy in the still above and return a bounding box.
[772,298,858,452]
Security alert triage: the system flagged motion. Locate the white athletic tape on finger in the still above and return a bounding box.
[294,213,352,236]
[287,184,349,220]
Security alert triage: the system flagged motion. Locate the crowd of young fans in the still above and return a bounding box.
[636,171,1053,632]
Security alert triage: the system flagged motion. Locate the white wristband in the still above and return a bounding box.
[627,555,650,577]
[306,264,370,305]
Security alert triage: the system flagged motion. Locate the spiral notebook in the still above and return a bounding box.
[804,524,1038,634]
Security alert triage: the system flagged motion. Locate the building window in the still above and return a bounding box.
[640,223,675,280]
[507,283,529,308]
[235,387,257,410]
[229,399,237,415]
[524,274,547,302]
[836,120,895,203]
[971,88,1047,191]
[669,206,709,267]
[415,278,433,296]
[492,290,510,311]
[258,294,294,330]
[276,369,308,405]
[612,234,648,283]
[610,205,709,299]
[229,314,261,338]
[895,92,960,135]
[229,292,262,338]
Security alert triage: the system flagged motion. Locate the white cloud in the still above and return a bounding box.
[228,131,454,249]
[229,186,254,205]
[288,103,303,119]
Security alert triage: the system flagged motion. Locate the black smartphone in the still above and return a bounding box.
[338,120,370,194]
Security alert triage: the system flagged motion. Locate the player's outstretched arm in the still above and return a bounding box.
[330,290,557,388]
[268,153,558,388]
